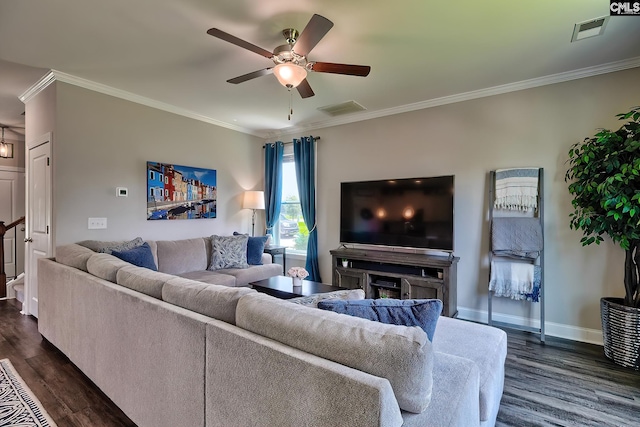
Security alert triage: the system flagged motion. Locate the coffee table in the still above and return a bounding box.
[250,275,348,299]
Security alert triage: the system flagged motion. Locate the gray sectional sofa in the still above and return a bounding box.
[38,237,507,427]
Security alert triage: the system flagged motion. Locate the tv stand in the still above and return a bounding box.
[330,248,459,317]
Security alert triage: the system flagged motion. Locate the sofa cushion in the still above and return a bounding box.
[236,292,434,413]
[116,265,175,299]
[318,299,442,341]
[216,263,283,286]
[55,244,95,272]
[432,316,507,423]
[86,253,131,282]
[289,289,366,307]
[178,270,237,287]
[156,238,208,275]
[78,237,144,254]
[112,242,158,271]
[234,232,268,265]
[208,234,249,270]
[162,277,256,325]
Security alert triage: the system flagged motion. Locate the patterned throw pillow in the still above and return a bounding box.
[208,234,249,270]
[317,298,443,341]
[289,289,365,308]
[112,242,157,271]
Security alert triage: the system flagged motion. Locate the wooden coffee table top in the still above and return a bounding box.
[250,275,347,299]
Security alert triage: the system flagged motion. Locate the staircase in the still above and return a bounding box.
[1,216,25,299]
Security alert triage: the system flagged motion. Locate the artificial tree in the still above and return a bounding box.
[565,106,640,308]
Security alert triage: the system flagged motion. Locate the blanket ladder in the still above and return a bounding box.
[487,168,545,342]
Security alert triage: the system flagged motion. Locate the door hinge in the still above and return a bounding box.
[46,225,49,234]
[47,157,50,166]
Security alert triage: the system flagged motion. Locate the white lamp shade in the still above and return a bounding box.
[273,63,307,88]
[243,190,265,210]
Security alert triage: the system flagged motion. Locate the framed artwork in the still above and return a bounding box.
[147,161,217,220]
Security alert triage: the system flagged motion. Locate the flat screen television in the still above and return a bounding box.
[340,175,454,251]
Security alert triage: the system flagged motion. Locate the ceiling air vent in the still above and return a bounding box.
[571,16,609,42]
[318,100,366,117]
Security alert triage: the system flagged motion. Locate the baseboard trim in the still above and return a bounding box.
[457,307,603,345]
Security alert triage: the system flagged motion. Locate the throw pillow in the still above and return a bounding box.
[233,232,268,265]
[111,242,158,271]
[289,289,366,307]
[79,237,144,254]
[208,234,249,270]
[317,298,443,341]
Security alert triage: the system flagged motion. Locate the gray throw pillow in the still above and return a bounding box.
[78,237,144,254]
[208,234,249,270]
[289,289,365,307]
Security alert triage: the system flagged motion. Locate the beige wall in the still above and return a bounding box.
[24,67,640,341]
[48,82,263,245]
[276,67,640,341]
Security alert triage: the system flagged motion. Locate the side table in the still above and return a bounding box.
[263,245,286,272]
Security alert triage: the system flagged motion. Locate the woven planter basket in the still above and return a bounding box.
[600,297,640,370]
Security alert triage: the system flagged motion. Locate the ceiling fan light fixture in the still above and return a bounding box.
[273,63,307,88]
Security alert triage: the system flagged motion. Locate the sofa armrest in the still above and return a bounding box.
[261,252,272,264]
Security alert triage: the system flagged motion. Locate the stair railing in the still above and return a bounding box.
[0,216,25,298]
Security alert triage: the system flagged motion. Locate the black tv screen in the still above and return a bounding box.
[340,176,454,251]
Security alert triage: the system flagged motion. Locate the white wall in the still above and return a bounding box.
[51,82,264,244]
[275,67,640,342]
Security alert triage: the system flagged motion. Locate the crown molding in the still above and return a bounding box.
[264,56,640,139]
[18,56,640,140]
[19,70,262,137]
[18,71,56,104]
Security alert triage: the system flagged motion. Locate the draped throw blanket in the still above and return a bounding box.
[494,168,539,211]
[491,217,543,260]
[489,261,541,302]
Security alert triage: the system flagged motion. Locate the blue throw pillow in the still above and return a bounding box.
[233,232,268,265]
[112,242,157,271]
[317,299,443,341]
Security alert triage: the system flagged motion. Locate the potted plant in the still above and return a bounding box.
[341,258,349,268]
[565,106,640,369]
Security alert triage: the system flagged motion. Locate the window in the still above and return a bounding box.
[275,152,306,254]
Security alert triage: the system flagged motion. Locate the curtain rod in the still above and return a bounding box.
[263,136,321,148]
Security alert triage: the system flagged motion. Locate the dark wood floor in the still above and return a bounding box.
[0,299,135,427]
[497,326,640,427]
[2,299,640,427]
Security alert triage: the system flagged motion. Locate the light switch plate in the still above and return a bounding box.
[88,217,107,229]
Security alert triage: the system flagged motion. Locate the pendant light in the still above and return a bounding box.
[0,126,13,159]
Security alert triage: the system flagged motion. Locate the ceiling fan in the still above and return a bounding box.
[207,14,371,99]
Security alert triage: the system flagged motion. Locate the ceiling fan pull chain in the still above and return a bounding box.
[288,90,293,121]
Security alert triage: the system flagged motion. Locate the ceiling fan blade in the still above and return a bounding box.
[293,14,333,56]
[227,68,273,84]
[207,28,273,59]
[311,62,371,77]
[296,79,315,98]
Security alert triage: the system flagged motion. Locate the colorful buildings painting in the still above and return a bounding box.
[146,161,217,220]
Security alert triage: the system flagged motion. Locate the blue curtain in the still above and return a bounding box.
[293,136,321,282]
[264,142,284,236]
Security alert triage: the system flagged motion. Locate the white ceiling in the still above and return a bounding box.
[1,0,639,138]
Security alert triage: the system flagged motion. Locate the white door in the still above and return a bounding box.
[25,138,52,317]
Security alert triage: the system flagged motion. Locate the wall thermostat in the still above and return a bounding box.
[117,187,128,197]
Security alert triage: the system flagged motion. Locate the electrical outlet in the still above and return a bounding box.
[88,217,107,229]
